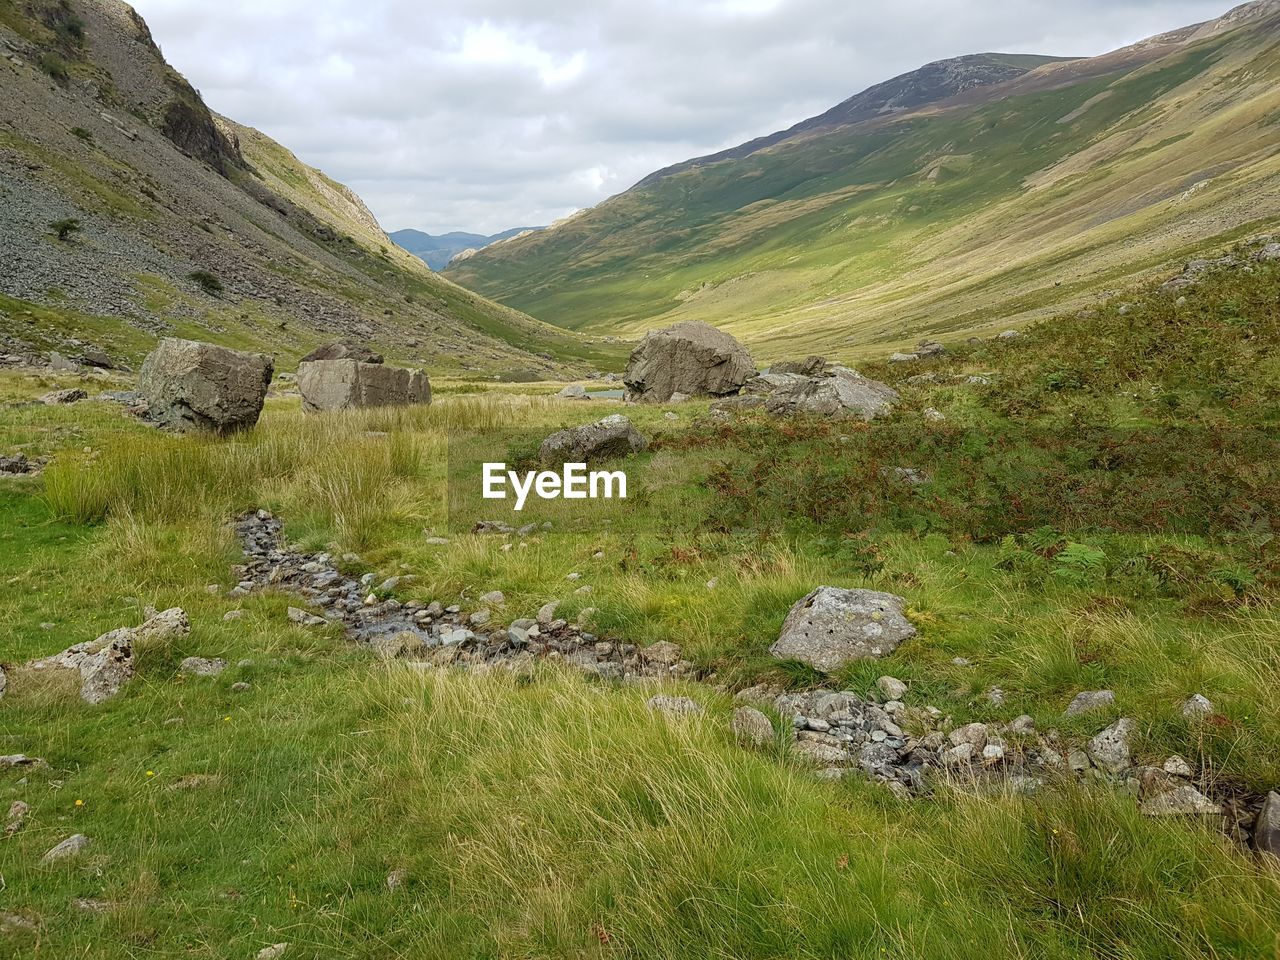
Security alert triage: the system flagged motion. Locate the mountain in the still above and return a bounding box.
[391,227,545,271]
[446,0,1280,361]
[0,0,616,375]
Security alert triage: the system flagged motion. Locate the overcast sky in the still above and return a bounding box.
[129,0,1234,235]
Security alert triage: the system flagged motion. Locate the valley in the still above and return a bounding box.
[1,1,1278,958]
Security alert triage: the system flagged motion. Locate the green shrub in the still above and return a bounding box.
[39,52,69,84]
[188,270,224,295]
[49,217,81,241]
[70,126,93,142]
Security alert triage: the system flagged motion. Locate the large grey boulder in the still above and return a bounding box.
[714,366,898,420]
[297,359,430,412]
[138,338,273,433]
[539,414,647,466]
[770,587,916,671]
[299,341,384,364]
[624,321,755,402]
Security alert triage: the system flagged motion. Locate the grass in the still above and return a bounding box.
[2,261,1280,956]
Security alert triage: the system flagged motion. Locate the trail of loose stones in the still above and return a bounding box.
[232,510,1279,860]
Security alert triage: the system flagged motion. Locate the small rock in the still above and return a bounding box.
[1140,784,1222,817]
[1254,791,1280,860]
[287,607,326,627]
[479,590,505,606]
[640,641,682,666]
[876,676,907,701]
[257,945,289,960]
[1065,690,1115,716]
[1181,694,1214,718]
[647,695,703,717]
[179,657,228,677]
[731,707,774,748]
[42,833,91,863]
[223,610,244,622]
[1162,755,1193,778]
[231,681,251,693]
[386,867,407,891]
[536,601,560,626]
[40,388,88,406]
[1087,717,1136,775]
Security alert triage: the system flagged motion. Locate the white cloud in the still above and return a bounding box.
[128,0,1236,234]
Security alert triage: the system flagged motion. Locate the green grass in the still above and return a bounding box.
[3,261,1280,956]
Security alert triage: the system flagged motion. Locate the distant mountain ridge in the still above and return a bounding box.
[447,0,1280,361]
[392,227,545,270]
[635,53,1073,188]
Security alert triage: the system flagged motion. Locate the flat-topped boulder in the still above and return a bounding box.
[714,365,898,420]
[138,338,274,433]
[539,414,647,465]
[770,587,916,671]
[298,359,430,412]
[624,321,754,402]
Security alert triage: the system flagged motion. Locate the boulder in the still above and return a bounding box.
[26,608,188,704]
[624,321,754,402]
[138,338,273,433]
[769,587,916,671]
[297,359,430,412]
[556,384,590,400]
[78,349,115,369]
[712,366,898,420]
[299,342,383,364]
[538,414,647,466]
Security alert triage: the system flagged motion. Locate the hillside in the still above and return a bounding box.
[391,227,545,270]
[0,0,618,375]
[446,0,1280,361]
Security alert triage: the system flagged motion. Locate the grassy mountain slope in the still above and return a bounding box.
[0,0,619,375]
[447,0,1280,361]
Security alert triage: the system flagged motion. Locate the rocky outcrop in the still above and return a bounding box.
[299,342,384,364]
[539,415,647,465]
[297,359,430,412]
[138,338,273,433]
[713,365,898,420]
[624,321,755,402]
[25,608,189,704]
[770,587,916,671]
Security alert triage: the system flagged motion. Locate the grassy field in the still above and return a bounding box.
[447,14,1280,361]
[1,260,1279,957]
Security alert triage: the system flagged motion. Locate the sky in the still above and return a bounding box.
[129,0,1236,235]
